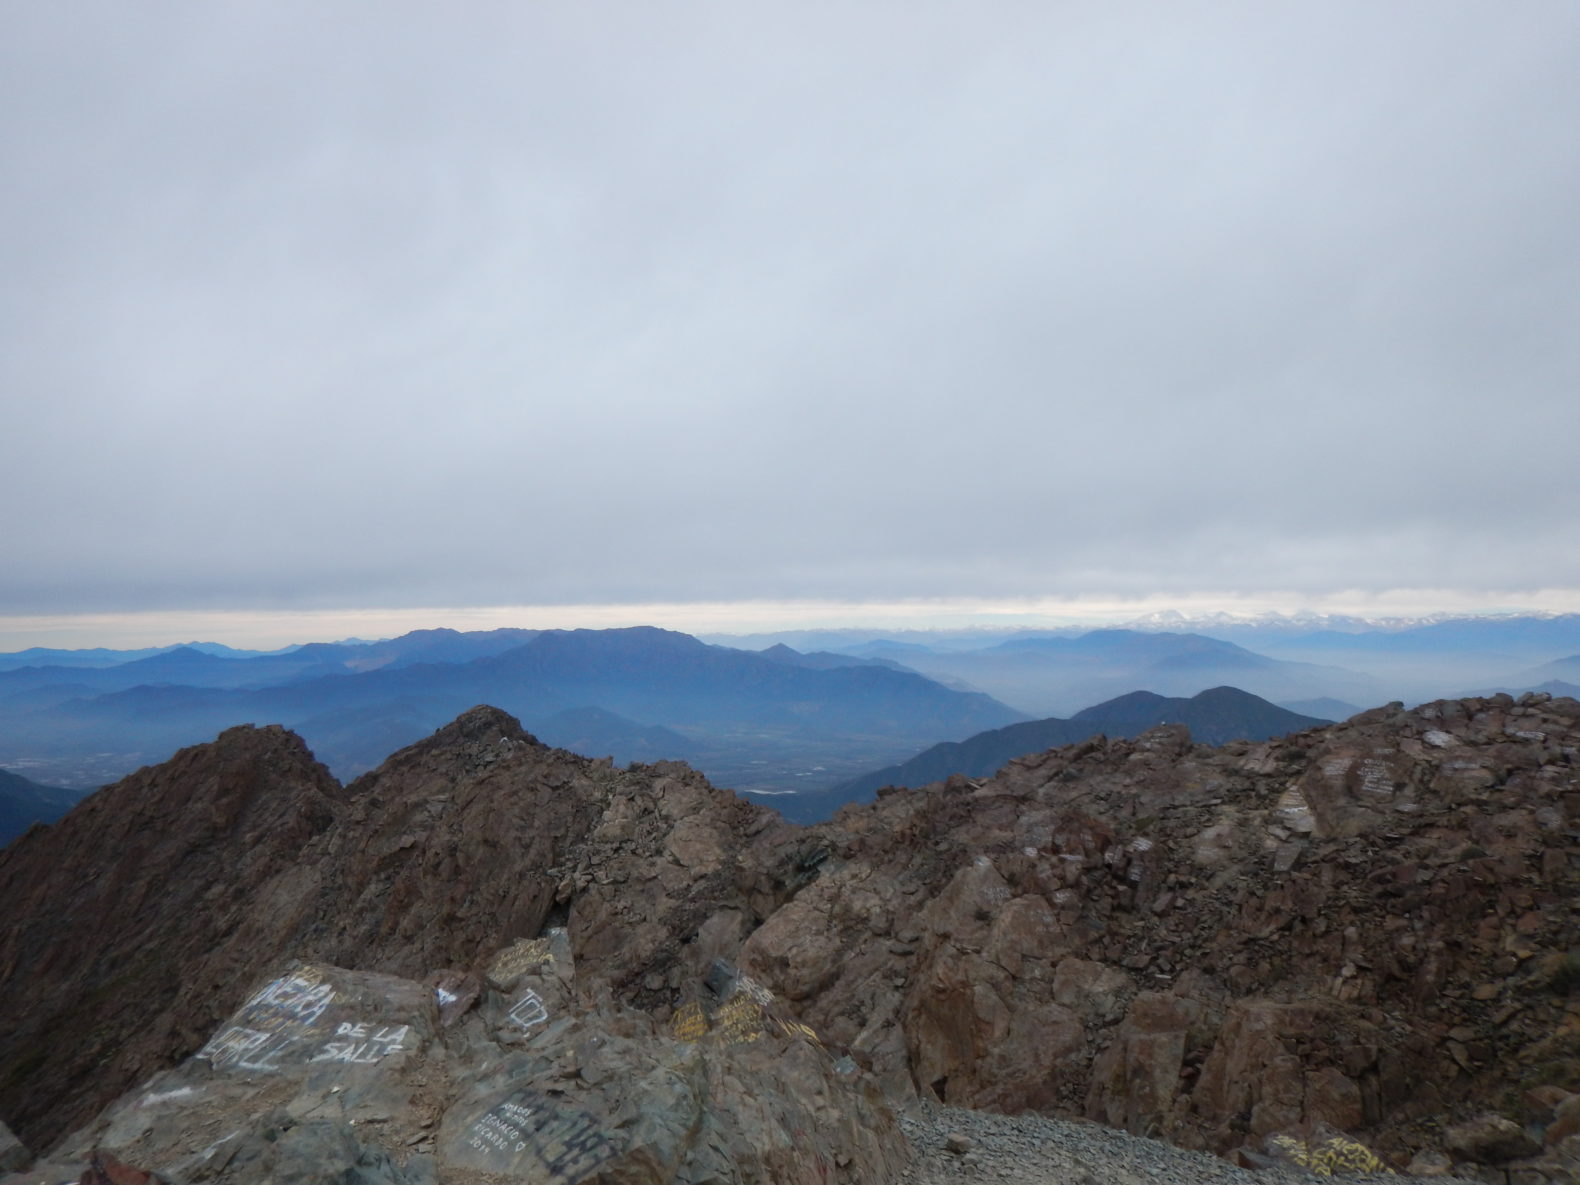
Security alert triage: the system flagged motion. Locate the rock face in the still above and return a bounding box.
[0,723,345,1149]
[739,694,1580,1169]
[2,694,1578,1180]
[0,707,807,1157]
[13,953,902,1184]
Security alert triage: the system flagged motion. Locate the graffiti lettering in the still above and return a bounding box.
[200,1026,296,1073]
[508,989,549,1030]
[466,1089,618,1183]
[310,1023,409,1065]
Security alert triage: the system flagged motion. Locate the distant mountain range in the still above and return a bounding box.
[0,769,85,846]
[1252,616,1580,703]
[714,616,1580,712]
[530,706,705,766]
[1510,654,1580,685]
[1277,696,1363,720]
[781,686,1329,822]
[5,615,1579,817]
[0,628,544,700]
[0,627,1023,793]
[0,640,294,671]
[822,629,1382,718]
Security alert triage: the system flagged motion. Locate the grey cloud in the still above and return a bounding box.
[2,2,1578,615]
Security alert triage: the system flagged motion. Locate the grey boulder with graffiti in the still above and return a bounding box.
[10,955,905,1184]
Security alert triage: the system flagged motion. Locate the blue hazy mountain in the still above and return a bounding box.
[530,707,705,767]
[0,642,284,672]
[0,628,545,702]
[716,615,1580,710]
[0,768,88,847]
[1509,654,1580,685]
[1257,614,1580,702]
[753,643,913,673]
[1267,614,1580,656]
[832,629,1380,717]
[0,629,1024,792]
[800,686,1330,821]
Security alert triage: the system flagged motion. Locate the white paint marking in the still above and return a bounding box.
[140,1086,199,1107]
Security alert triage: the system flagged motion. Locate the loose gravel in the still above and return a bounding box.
[896,1102,1482,1185]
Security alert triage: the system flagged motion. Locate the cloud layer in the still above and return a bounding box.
[4,2,1578,614]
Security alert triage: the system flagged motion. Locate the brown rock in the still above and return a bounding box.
[0,707,789,1153]
[1547,1092,1580,1145]
[6,692,1580,1170]
[0,724,344,1151]
[1525,1085,1573,1117]
[1051,958,1134,1025]
[1407,1147,1455,1175]
[427,969,481,1027]
[79,1150,168,1185]
[1444,1113,1542,1164]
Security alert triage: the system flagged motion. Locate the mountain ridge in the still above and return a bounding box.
[2,691,1575,1180]
[813,685,1329,815]
[0,627,1023,793]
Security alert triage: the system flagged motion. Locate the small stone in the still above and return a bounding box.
[1406,1148,1454,1176]
[1548,1093,1580,1145]
[945,1132,974,1154]
[1525,1085,1573,1116]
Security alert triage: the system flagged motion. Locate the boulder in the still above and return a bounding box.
[33,955,907,1185]
[1444,1113,1542,1165]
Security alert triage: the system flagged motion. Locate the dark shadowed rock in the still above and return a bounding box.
[0,724,345,1150]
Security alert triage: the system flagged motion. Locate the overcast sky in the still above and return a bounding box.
[3,2,1578,644]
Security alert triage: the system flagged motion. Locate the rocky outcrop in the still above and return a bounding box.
[3,694,1577,1178]
[7,953,904,1185]
[0,723,345,1150]
[740,694,1580,1170]
[0,707,803,1154]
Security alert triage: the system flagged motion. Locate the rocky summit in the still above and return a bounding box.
[1,694,1577,1183]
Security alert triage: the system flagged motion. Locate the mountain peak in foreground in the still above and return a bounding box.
[2,693,1577,1182]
